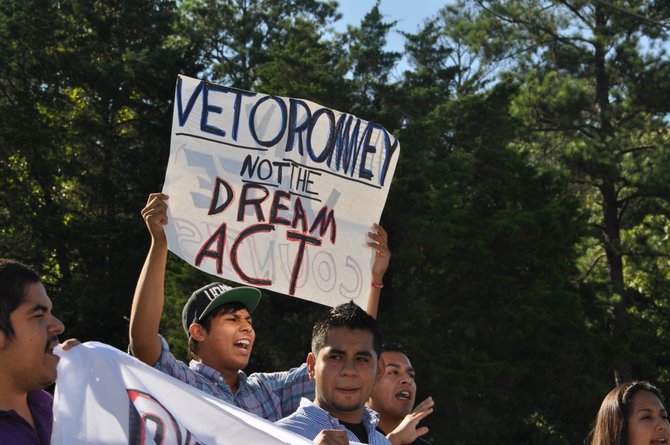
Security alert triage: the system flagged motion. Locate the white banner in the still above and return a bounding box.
[51,342,314,445]
[163,75,400,308]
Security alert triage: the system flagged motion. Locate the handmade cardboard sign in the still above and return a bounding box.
[163,75,399,308]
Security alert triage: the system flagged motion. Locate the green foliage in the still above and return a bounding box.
[379,77,594,443]
[448,0,670,381]
[179,0,340,89]
[256,17,349,108]
[0,0,200,347]
[2,0,670,444]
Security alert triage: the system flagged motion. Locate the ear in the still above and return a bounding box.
[375,355,385,383]
[306,352,317,381]
[189,323,206,341]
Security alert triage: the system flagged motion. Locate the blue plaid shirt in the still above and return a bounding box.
[154,335,314,421]
[276,398,391,445]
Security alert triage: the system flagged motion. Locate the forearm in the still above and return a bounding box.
[367,285,381,319]
[129,238,168,364]
[366,223,389,319]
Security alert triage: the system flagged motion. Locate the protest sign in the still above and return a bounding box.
[52,342,314,445]
[163,75,399,308]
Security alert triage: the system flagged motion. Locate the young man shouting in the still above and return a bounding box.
[0,259,75,444]
[368,343,433,445]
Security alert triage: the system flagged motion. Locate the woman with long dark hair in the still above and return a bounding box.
[589,381,669,445]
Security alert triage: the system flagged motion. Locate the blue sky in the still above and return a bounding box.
[333,0,447,73]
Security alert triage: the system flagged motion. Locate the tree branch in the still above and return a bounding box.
[617,145,655,157]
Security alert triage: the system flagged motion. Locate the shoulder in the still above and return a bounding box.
[276,399,325,428]
[275,411,325,441]
[153,335,189,371]
[246,363,312,397]
[275,410,310,432]
[248,363,308,382]
[276,399,311,422]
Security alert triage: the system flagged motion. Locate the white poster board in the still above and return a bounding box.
[163,75,399,308]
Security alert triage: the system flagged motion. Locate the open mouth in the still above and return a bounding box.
[45,337,60,355]
[651,439,667,444]
[234,339,251,350]
[395,390,412,401]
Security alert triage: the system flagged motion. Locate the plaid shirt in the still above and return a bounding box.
[154,335,314,421]
[276,398,391,445]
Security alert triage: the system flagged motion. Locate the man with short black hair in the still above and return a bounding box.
[276,301,391,445]
[368,343,433,445]
[0,259,66,444]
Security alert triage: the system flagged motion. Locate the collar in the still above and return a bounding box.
[27,390,53,410]
[0,390,52,415]
[298,397,381,428]
[189,360,248,390]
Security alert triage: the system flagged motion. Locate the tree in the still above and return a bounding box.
[179,0,340,89]
[0,0,201,347]
[441,0,670,388]
[256,17,349,108]
[366,15,595,439]
[0,0,71,274]
[339,1,401,126]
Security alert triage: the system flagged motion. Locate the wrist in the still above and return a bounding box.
[151,236,168,249]
[371,281,384,289]
[385,431,402,445]
[371,272,386,282]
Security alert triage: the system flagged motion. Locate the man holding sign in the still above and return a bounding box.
[129,193,390,421]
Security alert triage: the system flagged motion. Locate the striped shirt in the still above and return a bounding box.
[153,335,314,421]
[276,398,391,445]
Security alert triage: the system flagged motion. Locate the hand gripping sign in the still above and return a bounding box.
[163,75,399,308]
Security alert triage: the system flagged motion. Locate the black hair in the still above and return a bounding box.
[187,301,248,360]
[0,259,41,339]
[382,341,408,356]
[311,301,382,358]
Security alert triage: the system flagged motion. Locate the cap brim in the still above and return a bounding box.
[197,286,262,322]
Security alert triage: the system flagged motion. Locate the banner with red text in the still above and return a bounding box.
[163,75,399,308]
[51,342,314,445]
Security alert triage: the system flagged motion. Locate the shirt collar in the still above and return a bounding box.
[298,397,381,428]
[189,360,248,389]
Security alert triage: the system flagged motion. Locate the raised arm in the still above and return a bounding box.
[366,223,391,319]
[129,193,170,365]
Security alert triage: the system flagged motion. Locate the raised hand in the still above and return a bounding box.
[386,396,434,445]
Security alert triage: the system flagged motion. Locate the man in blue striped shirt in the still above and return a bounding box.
[276,302,390,445]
